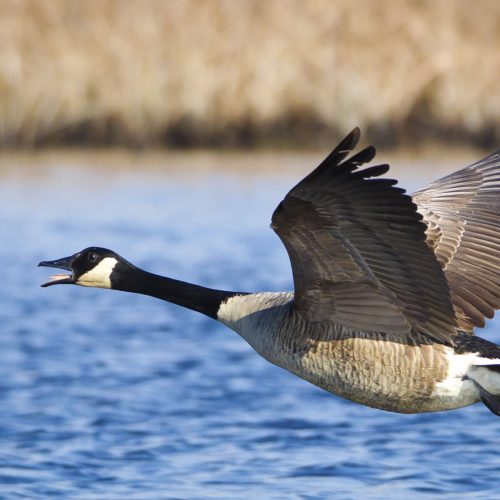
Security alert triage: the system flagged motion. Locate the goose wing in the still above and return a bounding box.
[413,150,500,332]
[271,128,458,345]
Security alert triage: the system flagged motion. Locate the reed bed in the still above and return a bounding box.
[0,0,498,148]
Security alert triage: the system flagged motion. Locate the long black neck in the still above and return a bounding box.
[111,264,242,319]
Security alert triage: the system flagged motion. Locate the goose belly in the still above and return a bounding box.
[269,336,480,414]
[217,293,480,413]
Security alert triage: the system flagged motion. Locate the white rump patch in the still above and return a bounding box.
[434,349,500,399]
[76,257,118,289]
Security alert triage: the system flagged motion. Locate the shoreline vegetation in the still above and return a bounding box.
[1,0,499,149]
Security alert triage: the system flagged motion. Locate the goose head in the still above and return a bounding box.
[39,246,238,318]
[39,247,124,289]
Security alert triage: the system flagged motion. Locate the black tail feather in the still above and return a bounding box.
[475,381,500,416]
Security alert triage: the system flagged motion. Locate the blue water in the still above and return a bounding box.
[1,154,499,499]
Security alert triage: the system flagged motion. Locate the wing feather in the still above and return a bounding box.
[272,129,458,345]
[413,150,500,331]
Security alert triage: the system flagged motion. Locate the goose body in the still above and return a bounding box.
[39,129,500,415]
[218,292,500,413]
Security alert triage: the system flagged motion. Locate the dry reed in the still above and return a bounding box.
[0,0,499,148]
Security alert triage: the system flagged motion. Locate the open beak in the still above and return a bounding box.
[38,256,75,287]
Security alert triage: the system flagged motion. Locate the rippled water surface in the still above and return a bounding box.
[1,151,499,499]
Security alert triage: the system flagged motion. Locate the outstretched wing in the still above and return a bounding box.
[271,128,458,345]
[413,150,500,332]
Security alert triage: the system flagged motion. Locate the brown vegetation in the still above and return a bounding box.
[0,0,499,148]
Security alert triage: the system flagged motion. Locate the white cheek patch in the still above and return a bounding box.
[76,257,118,289]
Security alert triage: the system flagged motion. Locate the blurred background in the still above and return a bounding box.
[2,1,500,498]
[1,0,499,149]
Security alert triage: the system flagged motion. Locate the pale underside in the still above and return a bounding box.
[218,293,483,413]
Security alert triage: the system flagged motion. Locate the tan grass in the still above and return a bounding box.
[0,0,498,147]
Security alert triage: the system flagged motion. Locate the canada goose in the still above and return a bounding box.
[39,129,500,415]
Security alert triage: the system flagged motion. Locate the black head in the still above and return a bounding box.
[38,247,124,288]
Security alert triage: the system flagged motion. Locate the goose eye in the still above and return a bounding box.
[88,252,98,263]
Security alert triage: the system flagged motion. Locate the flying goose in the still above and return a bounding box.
[39,129,500,415]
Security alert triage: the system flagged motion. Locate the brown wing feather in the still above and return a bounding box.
[272,129,458,345]
[413,150,500,331]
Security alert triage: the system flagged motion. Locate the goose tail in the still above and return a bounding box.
[469,364,500,416]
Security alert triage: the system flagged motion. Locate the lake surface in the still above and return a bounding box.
[1,149,499,499]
